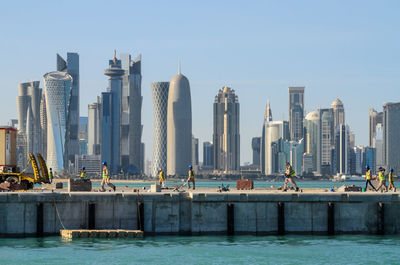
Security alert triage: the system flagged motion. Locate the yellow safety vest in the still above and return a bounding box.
[159,171,164,181]
[80,171,86,178]
[188,170,195,179]
[103,167,109,179]
[389,172,394,182]
[378,171,385,181]
[366,170,371,180]
[286,166,296,177]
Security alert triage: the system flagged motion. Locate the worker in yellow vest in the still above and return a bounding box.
[101,161,116,192]
[48,168,53,184]
[364,165,376,191]
[283,162,300,192]
[80,166,87,179]
[388,168,396,192]
[158,168,165,186]
[376,167,388,192]
[187,165,195,190]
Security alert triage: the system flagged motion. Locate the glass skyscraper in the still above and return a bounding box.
[288,87,305,141]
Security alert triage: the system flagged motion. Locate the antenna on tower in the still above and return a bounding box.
[178,60,181,75]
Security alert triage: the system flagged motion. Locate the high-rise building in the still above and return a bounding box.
[43,71,73,174]
[79,117,88,156]
[304,110,320,173]
[120,53,142,174]
[375,123,384,167]
[369,108,383,147]
[277,138,304,175]
[288,87,305,141]
[319,108,334,175]
[213,86,240,174]
[334,124,350,174]
[263,120,289,175]
[261,101,273,174]
[57,52,79,171]
[87,97,102,156]
[252,137,261,166]
[192,136,199,169]
[331,98,345,130]
[102,52,125,174]
[40,93,47,160]
[167,66,192,176]
[151,81,169,176]
[203,141,214,168]
[383,102,400,175]
[16,81,42,169]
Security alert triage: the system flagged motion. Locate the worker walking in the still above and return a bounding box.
[80,166,87,179]
[364,165,377,191]
[388,168,396,192]
[158,168,165,187]
[187,165,195,190]
[48,168,53,184]
[376,167,388,192]
[101,161,116,192]
[283,162,300,192]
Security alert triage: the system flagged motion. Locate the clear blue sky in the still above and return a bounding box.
[1,0,400,164]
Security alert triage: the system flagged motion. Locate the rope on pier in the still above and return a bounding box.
[54,199,66,230]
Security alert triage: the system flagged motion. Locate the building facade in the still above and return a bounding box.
[252,137,261,167]
[203,141,214,168]
[383,102,400,175]
[304,110,320,174]
[43,71,73,174]
[334,124,350,174]
[167,67,192,176]
[369,108,383,147]
[288,87,304,141]
[57,53,79,172]
[87,97,102,156]
[213,86,240,174]
[151,81,169,176]
[263,120,289,175]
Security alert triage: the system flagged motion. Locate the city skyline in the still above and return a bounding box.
[2,1,400,164]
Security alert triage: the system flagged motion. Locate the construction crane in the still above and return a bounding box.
[0,153,51,190]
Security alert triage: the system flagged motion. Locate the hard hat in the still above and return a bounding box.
[189,165,193,169]
[379,166,383,170]
[390,168,394,172]
[102,161,107,166]
[365,165,370,169]
[82,166,85,170]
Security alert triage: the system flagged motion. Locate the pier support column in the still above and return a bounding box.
[227,203,234,235]
[137,202,144,231]
[377,202,384,235]
[88,203,95,229]
[327,202,335,235]
[277,202,285,235]
[36,203,43,237]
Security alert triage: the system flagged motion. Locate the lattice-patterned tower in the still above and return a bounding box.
[151,82,169,176]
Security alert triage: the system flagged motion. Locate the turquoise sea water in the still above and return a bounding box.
[1,235,399,265]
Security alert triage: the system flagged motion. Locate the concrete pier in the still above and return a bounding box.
[0,191,399,237]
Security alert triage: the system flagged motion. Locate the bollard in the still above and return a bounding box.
[277,202,285,235]
[327,202,335,235]
[227,203,234,235]
[377,202,384,235]
[88,203,96,229]
[137,202,144,231]
[36,203,44,237]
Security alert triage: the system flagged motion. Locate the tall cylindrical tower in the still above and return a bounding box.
[151,82,169,176]
[167,68,192,176]
[43,71,73,174]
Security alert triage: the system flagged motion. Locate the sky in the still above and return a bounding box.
[1,0,400,164]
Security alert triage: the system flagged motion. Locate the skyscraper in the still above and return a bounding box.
[369,108,383,147]
[319,108,334,175]
[263,120,289,175]
[102,52,125,174]
[260,101,273,174]
[57,52,79,171]
[16,81,42,169]
[203,141,214,168]
[213,86,240,173]
[39,93,47,160]
[87,97,102,156]
[334,124,350,174]
[331,98,345,129]
[383,102,400,174]
[304,110,320,173]
[192,136,199,169]
[251,137,261,166]
[151,81,169,176]
[120,53,142,174]
[288,86,305,141]
[43,71,73,173]
[167,66,192,176]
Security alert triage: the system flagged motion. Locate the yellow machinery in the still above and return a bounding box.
[0,153,51,190]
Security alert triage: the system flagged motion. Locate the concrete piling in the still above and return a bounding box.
[137,202,144,231]
[377,202,384,235]
[88,203,95,229]
[227,203,234,235]
[277,202,285,235]
[327,202,335,235]
[36,202,43,237]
